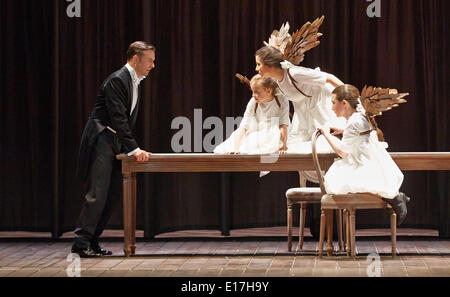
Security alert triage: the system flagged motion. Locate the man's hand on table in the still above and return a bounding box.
[133,149,152,162]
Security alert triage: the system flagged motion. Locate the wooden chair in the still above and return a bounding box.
[286,171,344,253]
[311,131,397,258]
[286,173,322,252]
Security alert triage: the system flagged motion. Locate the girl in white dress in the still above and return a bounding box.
[318,84,410,225]
[255,45,346,154]
[214,74,290,155]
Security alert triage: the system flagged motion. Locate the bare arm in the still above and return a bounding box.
[279,125,288,154]
[317,128,348,158]
[326,74,344,89]
[228,127,247,154]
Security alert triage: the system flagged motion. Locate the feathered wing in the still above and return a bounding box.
[235,73,251,90]
[264,22,292,54]
[283,15,325,65]
[360,85,409,141]
[360,85,409,116]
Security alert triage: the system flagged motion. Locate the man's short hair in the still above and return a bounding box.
[127,41,156,61]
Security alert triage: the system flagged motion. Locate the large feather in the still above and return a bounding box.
[264,22,292,54]
[283,16,325,65]
[360,85,408,117]
[235,73,251,90]
[360,85,409,141]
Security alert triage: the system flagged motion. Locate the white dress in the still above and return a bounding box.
[324,112,404,199]
[213,94,290,154]
[277,61,346,154]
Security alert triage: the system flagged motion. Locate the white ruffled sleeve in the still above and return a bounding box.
[239,98,256,130]
[281,61,327,88]
[339,114,371,154]
[339,122,360,154]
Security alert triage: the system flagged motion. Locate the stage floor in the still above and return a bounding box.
[0,226,440,239]
[0,227,449,277]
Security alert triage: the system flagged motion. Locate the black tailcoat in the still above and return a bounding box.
[76,66,142,181]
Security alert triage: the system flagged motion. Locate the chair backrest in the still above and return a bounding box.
[311,130,327,195]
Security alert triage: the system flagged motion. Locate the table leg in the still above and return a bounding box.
[220,173,231,236]
[123,172,137,257]
[131,172,137,254]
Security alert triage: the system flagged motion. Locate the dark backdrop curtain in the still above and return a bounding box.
[0,0,55,232]
[1,0,448,238]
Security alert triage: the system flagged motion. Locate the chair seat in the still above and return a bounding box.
[321,193,391,210]
[286,187,322,202]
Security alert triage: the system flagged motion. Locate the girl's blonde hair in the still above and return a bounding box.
[250,74,281,112]
[250,74,278,95]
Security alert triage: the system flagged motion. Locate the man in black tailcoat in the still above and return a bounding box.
[72,41,155,257]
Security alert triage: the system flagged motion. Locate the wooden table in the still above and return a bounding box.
[117,152,450,256]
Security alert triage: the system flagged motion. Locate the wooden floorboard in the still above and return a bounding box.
[0,227,449,277]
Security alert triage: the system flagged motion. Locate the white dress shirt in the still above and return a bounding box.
[124,63,145,156]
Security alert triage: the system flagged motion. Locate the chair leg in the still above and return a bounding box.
[318,209,327,258]
[390,210,397,258]
[299,203,306,250]
[299,171,307,188]
[349,209,357,258]
[326,210,334,256]
[287,201,293,252]
[344,210,351,257]
[337,209,344,252]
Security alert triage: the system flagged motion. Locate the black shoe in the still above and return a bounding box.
[71,247,102,258]
[92,246,113,256]
[91,242,113,256]
[383,192,410,226]
[402,193,411,203]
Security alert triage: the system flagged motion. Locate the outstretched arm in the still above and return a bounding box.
[279,125,288,154]
[227,127,247,155]
[317,127,348,158]
[326,74,344,89]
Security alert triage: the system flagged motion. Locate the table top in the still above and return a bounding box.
[117,152,450,173]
